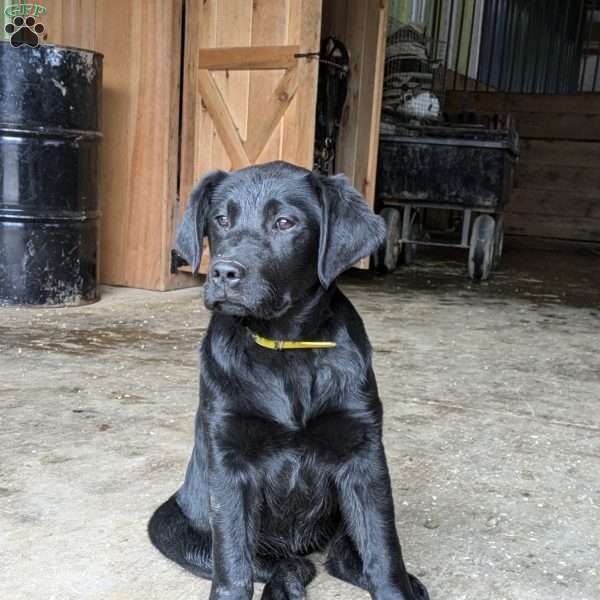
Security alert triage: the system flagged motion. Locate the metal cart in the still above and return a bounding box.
[374,122,519,280]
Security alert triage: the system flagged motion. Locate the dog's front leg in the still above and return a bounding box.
[335,441,419,600]
[207,467,256,600]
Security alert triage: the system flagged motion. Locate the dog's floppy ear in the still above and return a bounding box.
[313,173,386,288]
[175,170,228,273]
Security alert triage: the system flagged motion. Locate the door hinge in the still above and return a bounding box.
[171,249,187,274]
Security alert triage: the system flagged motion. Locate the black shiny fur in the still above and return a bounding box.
[148,162,430,600]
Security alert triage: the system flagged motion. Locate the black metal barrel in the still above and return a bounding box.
[0,41,102,306]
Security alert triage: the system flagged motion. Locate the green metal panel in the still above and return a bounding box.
[390,0,413,23]
[457,0,476,75]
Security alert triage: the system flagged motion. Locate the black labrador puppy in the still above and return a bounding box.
[149,161,429,600]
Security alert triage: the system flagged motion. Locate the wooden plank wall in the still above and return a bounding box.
[41,0,184,290]
[446,92,600,242]
[321,0,388,206]
[38,0,97,48]
[321,0,388,268]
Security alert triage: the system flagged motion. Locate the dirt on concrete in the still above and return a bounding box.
[0,240,599,600]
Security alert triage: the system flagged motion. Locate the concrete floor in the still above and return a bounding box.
[1,240,599,600]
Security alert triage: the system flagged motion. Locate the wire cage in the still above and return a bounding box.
[382,15,447,125]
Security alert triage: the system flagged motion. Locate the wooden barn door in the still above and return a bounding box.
[177,0,322,274]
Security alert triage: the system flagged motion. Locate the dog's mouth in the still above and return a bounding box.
[211,300,249,316]
[206,295,292,319]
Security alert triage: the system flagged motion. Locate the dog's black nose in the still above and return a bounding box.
[211,260,246,286]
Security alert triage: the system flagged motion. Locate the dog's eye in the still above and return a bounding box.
[215,215,230,229]
[275,217,295,231]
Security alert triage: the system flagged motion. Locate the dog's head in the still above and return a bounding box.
[176,161,385,318]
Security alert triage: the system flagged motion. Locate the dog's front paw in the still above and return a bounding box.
[408,574,430,600]
[209,584,253,600]
[261,579,305,600]
[373,575,430,600]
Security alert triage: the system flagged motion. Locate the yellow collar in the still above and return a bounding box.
[250,332,337,351]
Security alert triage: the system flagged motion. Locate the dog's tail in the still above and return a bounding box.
[147,494,212,579]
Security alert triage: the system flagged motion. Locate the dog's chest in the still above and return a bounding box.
[216,392,371,473]
[252,351,360,428]
[210,346,371,470]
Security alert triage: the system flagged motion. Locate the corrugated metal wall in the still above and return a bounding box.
[477,0,584,93]
[397,0,599,94]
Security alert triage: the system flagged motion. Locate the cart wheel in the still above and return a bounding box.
[401,219,419,266]
[493,215,504,268]
[468,214,496,281]
[375,207,402,273]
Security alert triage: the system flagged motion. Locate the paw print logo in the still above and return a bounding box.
[5,15,45,48]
